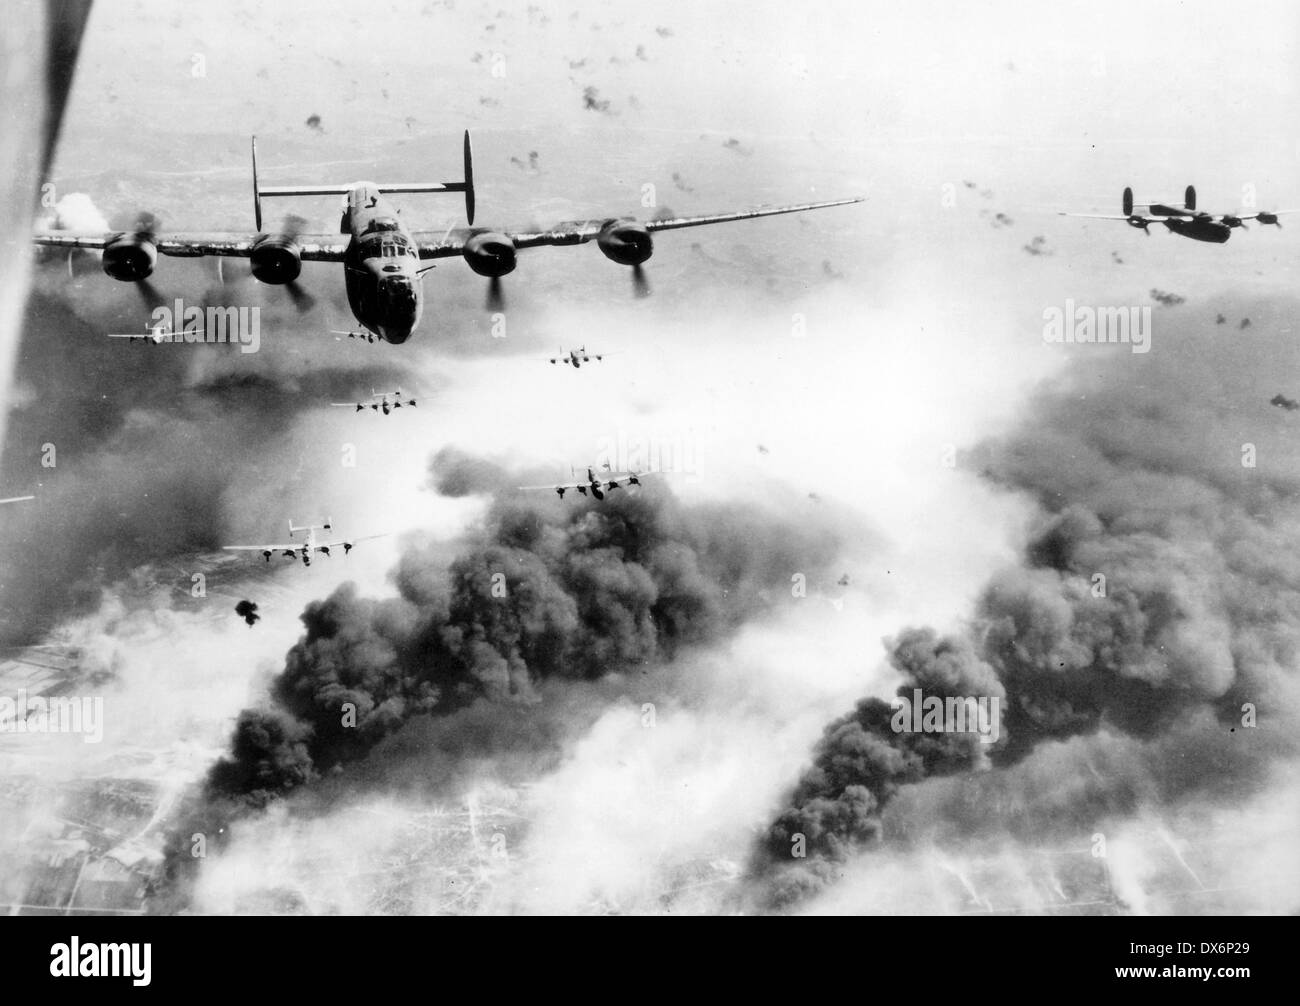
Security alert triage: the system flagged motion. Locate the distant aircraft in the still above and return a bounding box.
[331,388,415,414]
[1271,393,1299,412]
[331,327,378,344]
[222,517,383,566]
[519,463,648,500]
[0,495,34,505]
[33,132,863,345]
[1061,186,1296,243]
[106,319,202,344]
[548,346,607,369]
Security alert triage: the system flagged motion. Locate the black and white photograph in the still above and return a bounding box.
[0,0,1295,963]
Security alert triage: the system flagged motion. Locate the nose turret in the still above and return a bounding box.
[374,270,419,343]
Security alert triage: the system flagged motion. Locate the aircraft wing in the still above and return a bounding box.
[223,543,299,552]
[32,231,349,261]
[410,197,863,258]
[314,533,388,550]
[518,481,588,491]
[0,495,34,505]
[1058,212,1196,223]
[519,472,647,491]
[1229,210,1300,220]
[638,200,863,231]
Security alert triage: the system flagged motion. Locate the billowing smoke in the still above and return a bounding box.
[427,445,509,498]
[0,193,418,642]
[755,314,1300,910]
[762,628,1004,877]
[37,192,109,233]
[205,475,840,798]
[157,463,845,907]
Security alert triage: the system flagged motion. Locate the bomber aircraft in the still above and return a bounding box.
[33,133,862,345]
[223,517,383,566]
[549,346,607,369]
[1061,186,1295,243]
[519,463,649,500]
[106,319,203,344]
[331,388,415,414]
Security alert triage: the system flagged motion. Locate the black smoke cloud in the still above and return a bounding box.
[157,462,847,908]
[763,629,1003,867]
[427,445,509,497]
[756,308,1300,908]
[0,257,416,643]
[207,477,841,796]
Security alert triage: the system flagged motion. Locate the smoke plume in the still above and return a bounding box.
[155,462,847,909]
[0,208,418,643]
[755,312,1300,910]
[205,477,841,797]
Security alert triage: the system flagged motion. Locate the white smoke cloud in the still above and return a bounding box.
[39,191,110,232]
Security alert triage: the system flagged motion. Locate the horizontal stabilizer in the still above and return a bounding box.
[252,131,476,229]
[260,182,468,196]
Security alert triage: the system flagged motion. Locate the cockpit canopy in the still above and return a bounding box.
[361,233,412,260]
[362,217,402,235]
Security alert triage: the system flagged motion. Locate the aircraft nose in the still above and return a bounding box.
[375,274,418,343]
[377,327,409,344]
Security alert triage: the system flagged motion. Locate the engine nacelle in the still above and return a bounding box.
[250,235,303,284]
[463,231,517,277]
[102,235,157,282]
[597,220,653,266]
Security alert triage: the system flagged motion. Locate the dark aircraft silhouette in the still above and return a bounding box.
[549,346,607,368]
[519,463,646,500]
[33,132,862,345]
[331,388,414,414]
[1061,186,1295,243]
[223,517,385,566]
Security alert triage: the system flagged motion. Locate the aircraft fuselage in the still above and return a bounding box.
[1162,216,1231,243]
[341,185,423,343]
[1125,191,1231,242]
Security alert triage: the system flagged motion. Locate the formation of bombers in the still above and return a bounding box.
[26,131,863,554]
